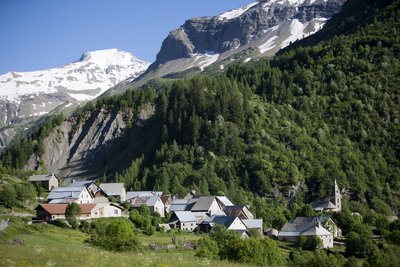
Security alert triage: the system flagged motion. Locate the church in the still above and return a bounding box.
[310,180,342,212]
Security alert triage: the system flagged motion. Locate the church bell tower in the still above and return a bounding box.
[334,180,342,212]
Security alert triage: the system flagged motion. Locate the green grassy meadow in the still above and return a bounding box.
[0,220,248,267]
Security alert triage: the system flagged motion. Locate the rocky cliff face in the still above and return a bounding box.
[30,104,157,181]
[147,0,344,76]
[0,49,150,128]
[0,127,17,148]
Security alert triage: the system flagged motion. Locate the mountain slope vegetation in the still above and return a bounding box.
[1,0,399,225]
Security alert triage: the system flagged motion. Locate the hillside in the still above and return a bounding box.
[0,0,399,221]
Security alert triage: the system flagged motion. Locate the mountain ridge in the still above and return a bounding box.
[103,0,344,97]
[0,48,150,128]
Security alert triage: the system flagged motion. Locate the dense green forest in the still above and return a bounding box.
[1,0,399,225]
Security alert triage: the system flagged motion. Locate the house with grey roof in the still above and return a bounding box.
[28,173,59,191]
[291,216,341,237]
[129,195,165,217]
[168,211,198,232]
[216,196,234,207]
[126,191,163,200]
[47,186,94,204]
[223,205,254,219]
[99,183,126,202]
[70,180,98,193]
[278,217,334,248]
[70,180,109,203]
[170,199,189,212]
[242,219,263,235]
[200,215,248,237]
[190,196,224,215]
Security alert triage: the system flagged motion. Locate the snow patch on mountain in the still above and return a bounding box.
[218,2,258,21]
[0,48,150,127]
[0,48,150,104]
[281,18,327,48]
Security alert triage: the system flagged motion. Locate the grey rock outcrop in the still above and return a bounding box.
[0,127,17,148]
[147,0,344,74]
[31,104,157,181]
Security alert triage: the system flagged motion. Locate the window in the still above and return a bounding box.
[114,210,119,215]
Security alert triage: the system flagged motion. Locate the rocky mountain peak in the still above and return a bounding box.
[78,48,140,70]
[0,49,150,128]
[146,0,344,76]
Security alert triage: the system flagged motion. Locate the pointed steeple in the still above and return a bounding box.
[334,179,341,212]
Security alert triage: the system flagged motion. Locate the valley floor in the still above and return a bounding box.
[0,219,249,267]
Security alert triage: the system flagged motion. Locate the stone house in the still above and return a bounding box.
[28,173,59,191]
[99,183,126,202]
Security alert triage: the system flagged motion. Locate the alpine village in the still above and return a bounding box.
[0,0,399,266]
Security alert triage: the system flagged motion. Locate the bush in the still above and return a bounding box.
[79,220,92,233]
[297,235,307,248]
[129,209,150,229]
[384,230,400,246]
[289,250,346,267]
[144,225,155,236]
[345,231,377,258]
[208,225,285,265]
[0,184,17,208]
[195,236,219,259]
[90,219,140,252]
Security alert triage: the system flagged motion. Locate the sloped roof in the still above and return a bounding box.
[47,187,85,200]
[130,195,161,207]
[292,216,331,225]
[170,199,189,212]
[160,195,172,205]
[70,180,95,187]
[216,196,234,206]
[223,205,246,217]
[28,174,57,182]
[301,225,332,236]
[242,219,263,229]
[126,191,163,200]
[99,183,125,196]
[211,216,238,228]
[310,200,336,210]
[191,212,210,223]
[147,195,161,206]
[36,204,96,215]
[191,196,217,211]
[174,211,197,222]
[278,216,334,237]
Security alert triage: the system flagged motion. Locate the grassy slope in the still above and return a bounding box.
[0,221,246,267]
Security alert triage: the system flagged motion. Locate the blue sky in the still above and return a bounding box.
[0,0,254,74]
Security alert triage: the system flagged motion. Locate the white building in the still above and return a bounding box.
[47,186,94,204]
[169,211,198,232]
[35,203,123,221]
[129,195,165,217]
[278,218,334,248]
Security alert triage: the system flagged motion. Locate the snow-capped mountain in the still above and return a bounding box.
[143,0,344,78]
[0,48,150,127]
